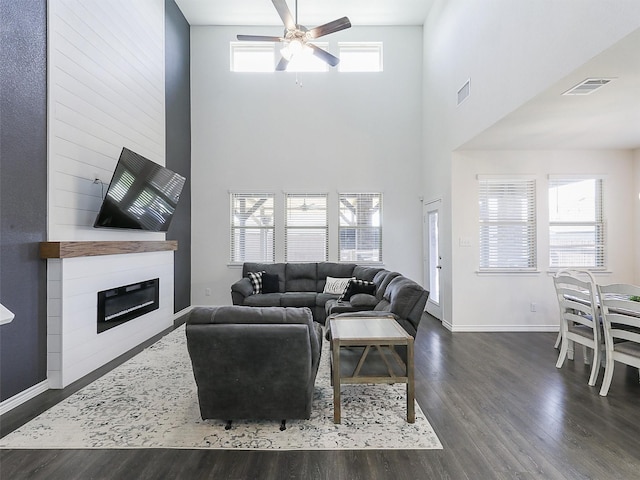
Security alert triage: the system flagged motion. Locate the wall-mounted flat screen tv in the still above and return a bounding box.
[93,147,186,232]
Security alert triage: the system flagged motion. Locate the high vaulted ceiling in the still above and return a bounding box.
[174,0,436,26]
[174,1,640,151]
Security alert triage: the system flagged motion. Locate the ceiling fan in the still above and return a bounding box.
[236,0,351,71]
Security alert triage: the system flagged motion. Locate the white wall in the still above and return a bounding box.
[451,149,635,331]
[48,0,166,241]
[190,26,424,306]
[635,149,640,284]
[46,0,173,388]
[422,0,640,328]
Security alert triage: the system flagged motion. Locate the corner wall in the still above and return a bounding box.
[635,149,640,284]
[422,0,640,328]
[165,0,192,312]
[0,0,48,402]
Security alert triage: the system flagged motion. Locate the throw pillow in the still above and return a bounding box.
[247,271,266,294]
[338,279,376,302]
[323,276,354,295]
[261,273,280,294]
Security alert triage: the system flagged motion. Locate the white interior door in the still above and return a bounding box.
[423,200,442,320]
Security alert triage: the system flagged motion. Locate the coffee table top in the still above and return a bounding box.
[330,316,412,343]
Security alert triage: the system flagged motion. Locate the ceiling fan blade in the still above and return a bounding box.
[307,17,351,39]
[309,44,340,67]
[272,0,295,30]
[236,35,283,42]
[275,56,290,71]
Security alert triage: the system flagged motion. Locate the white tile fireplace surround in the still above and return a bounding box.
[45,247,175,389]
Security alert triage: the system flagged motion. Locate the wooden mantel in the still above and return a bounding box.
[40,241,178,259]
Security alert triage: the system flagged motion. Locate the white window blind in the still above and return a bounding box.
[230,193,275,262]
[285,193,328,262]
[548,178,604,268]
[478,178,536,270]
[339,193,382,263]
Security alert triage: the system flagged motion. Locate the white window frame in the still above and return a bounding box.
[339,193,383,263]
[229,41,330,73]
[230,42,276,72]
[478,177,537,272]
[230,193,275,263]
[548,176,605,269]
[338,42,383,72]
[284,193,328,262]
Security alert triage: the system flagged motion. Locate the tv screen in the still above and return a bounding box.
[93,147,186,232]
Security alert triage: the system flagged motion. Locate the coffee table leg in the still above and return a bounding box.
[332,338,341,423]
[407,339,415,423]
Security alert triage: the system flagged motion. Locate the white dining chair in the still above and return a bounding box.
[596,283,640,397]
[553,270,601,386]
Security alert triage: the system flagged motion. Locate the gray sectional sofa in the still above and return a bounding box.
[230,262,429,336]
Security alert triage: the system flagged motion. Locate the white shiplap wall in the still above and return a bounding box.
[46,0,172,389]
[48,0,165,241]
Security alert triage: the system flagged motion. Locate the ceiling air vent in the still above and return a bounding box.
[562,78,613,96]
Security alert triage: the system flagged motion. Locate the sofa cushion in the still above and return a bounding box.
[353,265,384,282]
[285,263,317,292]
[317,262,357,292]
[316,292,340,307]
[378,276,429,330]
[373,270,401,301]
[280,292,317,308]
[244,293,282,307]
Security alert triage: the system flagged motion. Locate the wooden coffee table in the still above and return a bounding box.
[329,316,415,424]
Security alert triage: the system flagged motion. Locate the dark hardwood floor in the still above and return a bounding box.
[2,313,639,479]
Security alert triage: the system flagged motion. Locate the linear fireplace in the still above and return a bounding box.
[97,278,160,333]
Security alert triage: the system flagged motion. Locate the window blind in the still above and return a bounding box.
[339,193,382,263]
[230,193,275,262]
[478,179,536,270]
[548,178,604,268]
[285,193,328,262]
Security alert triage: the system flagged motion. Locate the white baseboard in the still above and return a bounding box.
[0,380,49,415]
[2,307,196,415]
[450,325,560,333]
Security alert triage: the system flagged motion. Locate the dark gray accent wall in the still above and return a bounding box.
[165,0,191,313]
[0,0,48,401]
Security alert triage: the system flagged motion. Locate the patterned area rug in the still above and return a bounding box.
[0,325,442,450]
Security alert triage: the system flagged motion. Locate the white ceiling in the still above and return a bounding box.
[174,0,436,26]
[174,1,640,151]
[462,27,640,151]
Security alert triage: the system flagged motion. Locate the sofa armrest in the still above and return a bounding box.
[231,277,254,304]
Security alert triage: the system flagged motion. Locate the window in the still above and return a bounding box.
[230,193,275,262]
[285,43,329,72]
[230,43,275,72]
[548,178,604,268]
[285,194,328,261]
[339,193,382,263]
[478,178,536,271]
[229,41,329,72]
[338,42,383,72]
[230,41,382,73]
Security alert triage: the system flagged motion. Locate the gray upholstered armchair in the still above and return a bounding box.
[186,306,322,427]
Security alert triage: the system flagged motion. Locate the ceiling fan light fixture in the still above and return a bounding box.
[289,38,303,56]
